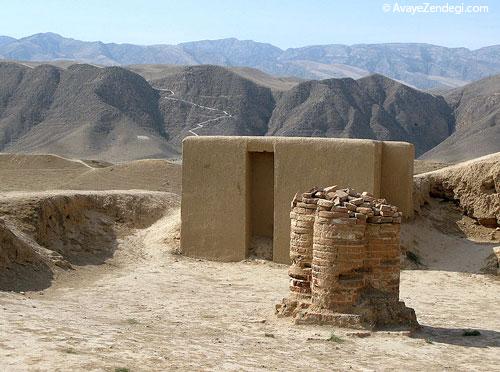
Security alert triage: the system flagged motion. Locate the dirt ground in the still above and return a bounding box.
[0,154,181,193]
[1,207,498,372]
[413,160,452,174]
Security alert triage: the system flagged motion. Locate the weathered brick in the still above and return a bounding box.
[296,202,318,209]
[317,199,334,208]
[280,188,414,328]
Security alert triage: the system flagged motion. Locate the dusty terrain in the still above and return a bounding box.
[414,152,500,227]
[1,205,499,371]
[0,153,499,371]
[413,159,451,174]
[0,154,181,193]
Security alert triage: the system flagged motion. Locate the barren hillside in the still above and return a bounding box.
[0,61,474,161]
[421,75,500,162]
[150,65,276,146]
[268,74,454,156]
[0,63,178,162]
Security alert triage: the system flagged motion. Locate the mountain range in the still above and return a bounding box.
[1,61,476,162]
[3,33,500,89]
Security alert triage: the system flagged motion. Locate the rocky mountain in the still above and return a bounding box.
[268,74,454,155]
[420,74,500,162]
[2,33,500,89]
[127,64,302,92]
[0,62,177,161]
[150,65,276,146]
[0,61,460,160]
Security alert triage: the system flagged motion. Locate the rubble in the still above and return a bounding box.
[277,186,418,330]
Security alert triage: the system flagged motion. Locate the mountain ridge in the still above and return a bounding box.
[3,33,500,89]
[420,74,500,162]
[0,62,178,161]
[0,61,460,161]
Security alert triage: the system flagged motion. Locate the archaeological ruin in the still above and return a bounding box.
[276,186,418,329]
[181,136,414,263]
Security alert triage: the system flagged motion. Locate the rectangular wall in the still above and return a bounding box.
[273,138,382,263]
[380,142,414,219]
[181,137,248,261]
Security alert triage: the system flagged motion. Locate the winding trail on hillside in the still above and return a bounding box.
[153,86,233,136]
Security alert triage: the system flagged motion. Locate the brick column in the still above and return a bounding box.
[278,186,418,330]
[365,223,401,299]
[312,210,367,313]
[288,195,316,300]
[276,191,316,316]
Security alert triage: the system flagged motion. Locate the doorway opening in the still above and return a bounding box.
[248,151,274,260]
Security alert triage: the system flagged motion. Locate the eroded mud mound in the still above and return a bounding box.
[414,152,500,227]
[405,153,500,273]
[0,191,179,291]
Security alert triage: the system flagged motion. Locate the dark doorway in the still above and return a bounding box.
[248,151,274,260]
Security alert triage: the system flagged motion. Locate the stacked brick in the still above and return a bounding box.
[288,193,316,300]
[277,186,418,329]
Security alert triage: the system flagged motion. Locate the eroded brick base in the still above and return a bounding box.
[276,186,418,330]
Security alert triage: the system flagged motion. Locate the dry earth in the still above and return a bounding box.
[413,160,452,174]
[0,153,499,371]
[1,206,499,371]
[0,154,181,193]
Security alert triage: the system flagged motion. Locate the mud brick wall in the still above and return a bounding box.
[182,136,414,264]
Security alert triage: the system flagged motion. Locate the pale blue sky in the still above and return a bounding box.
[1,0,498,49]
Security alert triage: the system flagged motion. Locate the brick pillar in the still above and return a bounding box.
[288,200,315,300]
[312,210,367,313]
[365,223,401,299]
[276,191,316,316]
[280,186,418,329]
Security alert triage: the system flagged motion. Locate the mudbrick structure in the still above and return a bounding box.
[181,136,414,263]
[277,186,418,329]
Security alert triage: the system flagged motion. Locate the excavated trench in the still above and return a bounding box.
[0,191,179,291]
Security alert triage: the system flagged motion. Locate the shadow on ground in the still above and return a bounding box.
[411,325,500,348]
[0,262,54,292]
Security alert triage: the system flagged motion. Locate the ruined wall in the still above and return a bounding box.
[181,136,414,263]
[277,186,417,329]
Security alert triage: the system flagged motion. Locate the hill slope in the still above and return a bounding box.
[0,153,181,193]
[420,74,500,162]
[3,33,500,89]
[0,62,178,161]
[127,64,302,92]
[150,65,276,146]
[0,61,465,160]
[268,74,454,155]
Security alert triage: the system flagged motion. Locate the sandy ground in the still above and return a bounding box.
[0,154,181,193]
[401,199,499,272]
[413,160,452,174]
[1,208,498,372]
